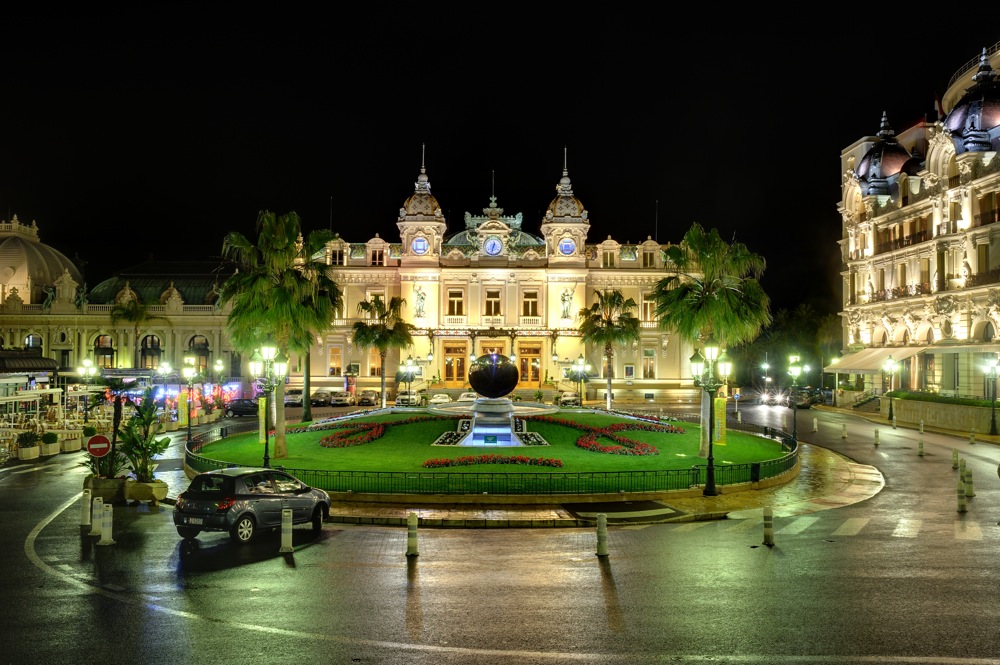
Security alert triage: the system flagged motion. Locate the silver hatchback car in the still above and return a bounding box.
[173,467,331,544]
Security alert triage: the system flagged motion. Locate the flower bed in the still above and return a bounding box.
[528,415,686,456]
[422,454,563,468]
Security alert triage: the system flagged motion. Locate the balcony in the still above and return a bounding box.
[974,209,1000,228]
[966,268,1000,288]
[869,283,932,302]
[519,316,542,327]
[873,229,929,255]
[443,315,467,326]
[481,316,504,326]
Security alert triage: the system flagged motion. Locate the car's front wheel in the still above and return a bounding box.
[230,515,257,544]
[225,408,235,418]
[311,506,326,534]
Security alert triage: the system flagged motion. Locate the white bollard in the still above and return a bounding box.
[965,469,976,498]
[874,427,880,447]
[596,513,609,557]
[841,424,848,439]
[957,479,967,513]
[97,504,115,546]
[953,449,960,470]
[737,411,742,423]
[918,436,924,457]
[812,417,818,432]
[970,428,977,445]
[919,419,924,433]
[960,457,966,478]
[406,512,419,557]
[89,497,104,536]
[763,506,774,547]
[782,416,787,431]
[80,489,92,526]
[279,508,294,553]
[892,416,897,430]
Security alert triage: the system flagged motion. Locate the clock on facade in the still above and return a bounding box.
[411,237,429,255]
[483,237,503,255]
[558,238,576,255]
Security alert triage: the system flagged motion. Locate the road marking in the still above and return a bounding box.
[776,516,820,534]
[831,517,868,536]
[954,520,983,540]
[893,518,921,538]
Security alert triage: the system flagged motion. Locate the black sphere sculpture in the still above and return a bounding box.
[468,353,520,398]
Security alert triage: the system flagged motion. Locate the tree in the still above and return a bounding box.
[218,210,342,459]
[110,297,168,370]
[352,296,414,408]
[651,223,772,455]
[577,289,641,410]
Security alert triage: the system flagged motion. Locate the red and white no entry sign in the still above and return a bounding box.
[86,434,111,457]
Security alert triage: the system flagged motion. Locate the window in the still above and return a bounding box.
[642,294,656,322]
[485,289,502,316]
[95,335,115,369]
[330,249,345,266]
[642,250,656,268]
[364,292,384,317]
[329,347,342,376]
[371,249,385,266]
[522,291,538,316]
[602,250,616,268]
[642,349,655,379]
[368,348,381,376]
[189,335,210,372]
[25,334,42,348]
[448,289,464,316]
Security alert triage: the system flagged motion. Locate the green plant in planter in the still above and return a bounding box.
[213,394,224,413]
[82,425,98,438]
[119,389,171,483]
[200,394,215,414]
[79,450,128,479]
[41,432,59,445]
[16,431,40,448]
[533,389,544,402]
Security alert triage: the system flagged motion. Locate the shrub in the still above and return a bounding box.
[16,431,39,447]
[83,425,98,437]
[41,432,59,444]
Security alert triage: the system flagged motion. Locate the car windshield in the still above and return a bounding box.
[188,475,235,494]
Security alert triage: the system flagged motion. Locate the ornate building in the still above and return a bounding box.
[829,44,1000,398]
[0,155,700,405]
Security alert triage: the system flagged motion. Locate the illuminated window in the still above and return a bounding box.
[643,349,656,379]
[330,249,345,266]
[642,250,656,268]
[485,289,502,316]
[368,347,381,376]
[448,289,464,316]
[642,294,656,322]
[371,249,384,266]
[602,250,615,268]
[329,347,342,376]
[522,291,538,316]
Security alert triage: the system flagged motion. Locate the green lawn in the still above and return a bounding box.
[197,412,785,474]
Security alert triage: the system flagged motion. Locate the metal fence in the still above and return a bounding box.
[184,413,799,496]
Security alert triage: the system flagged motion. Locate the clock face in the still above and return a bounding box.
[411,237,429,255]
[484,237,503,256]
[558,238,576,255]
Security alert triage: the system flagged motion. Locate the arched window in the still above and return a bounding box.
[94,335,116,369]
[188,335,210,373]
[141,335,162,369]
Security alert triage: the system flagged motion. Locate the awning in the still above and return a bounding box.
[824,346,928,374]
[0,357,58,371]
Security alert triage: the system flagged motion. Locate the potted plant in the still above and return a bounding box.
[119,389,171,505]
[533,389,544,403]
[200,395,215,423]
[16,430,40,460]
[40,431,61,456]
[79,424,128,503]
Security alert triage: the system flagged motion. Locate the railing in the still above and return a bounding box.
[184,412,799,496]
[966,268,1000,287]
[519,316,542,326]
[873,229,930,255]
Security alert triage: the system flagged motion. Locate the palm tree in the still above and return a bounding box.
[218,210,342,460]
[577,289,641,410]
[352,296,414,408]
[651,223,772,455]
[110,297,168,370]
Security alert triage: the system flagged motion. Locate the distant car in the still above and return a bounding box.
[224,398,258,418]
[358,389,381,406]
[284,388,304,408]
[394,390,420,406]
[327,390,356,406]
[557,391,581,407]
[760,390,788,406]
[456,392,479,403]
[428,393,452,405]
[173,467,330,544]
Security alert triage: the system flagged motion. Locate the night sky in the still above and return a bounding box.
[2,9,997,317]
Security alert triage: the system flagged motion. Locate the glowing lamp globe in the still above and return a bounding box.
[468,354,519,398]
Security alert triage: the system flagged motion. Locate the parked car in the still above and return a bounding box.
[456,392,479,403]
[283,388,304,408]
[308,389,334,406]
[428,393,452,405]
[557,391,581,407]
[760,390,788,406]
[328,390,356,406]
[358,389,381,406]
[173,467,331,544]
[224,398,258,418]
[395,390,420,406]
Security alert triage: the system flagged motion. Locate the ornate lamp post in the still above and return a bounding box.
[986,356,999,436]
[883,355,898,423]
[405,355,416,397]
[249,341,288,468]
[690,336,731,497]
[574,354,591,403]
[182,353,197,444]
[787,354,801,440]
[76,356,98,424]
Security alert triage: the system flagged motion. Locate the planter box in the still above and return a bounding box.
[83,476,126,504]
[18,445,40,461]
[124,479,169,505]
[41,441,61,456]
[61,437,82,452]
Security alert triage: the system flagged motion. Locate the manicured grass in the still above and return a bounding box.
[197,412,785,473]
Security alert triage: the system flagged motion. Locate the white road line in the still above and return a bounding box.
[954,520,983,540]
[831,517,869,536]
[775,516,820,534]
[893,518,922,538]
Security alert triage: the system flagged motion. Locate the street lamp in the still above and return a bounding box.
[574,354,591,403]
[883,355,898,423]
[788,354,802,440]
[76,356,98,424]
[249,341,288,468]
[182,353,197,444]
[405,355,416,397]
[157,361,172,418]
[690,336,731,497]
[986,356,999,436]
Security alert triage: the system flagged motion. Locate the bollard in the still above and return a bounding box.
[918,436,924,457]
[970,428,976,445]
[960,457,966,479]
[596,513,609,557]
[406,512,419,557]
[782,416,787,431]
[279,508,294,553]
[919,419,924,433]
[97,504,116,546]
[812,417,818,433]
[841,424,848,439]
[80,489,92,526]
[737,411,742,424]
[892,416,897,430]
[957,479,967,513]
[762,506,774,547]
[874,427,880,447]
[952,449,959,470]
[88,497,104,536]
[965,469,976,498]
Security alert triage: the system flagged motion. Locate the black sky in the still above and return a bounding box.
[1,9,997,317]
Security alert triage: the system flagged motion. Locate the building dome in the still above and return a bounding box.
[0,216,83,304]
[943,47,1000,153]
[854,113,921,196]
[544,167,588,221]
[399,165,444,219]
